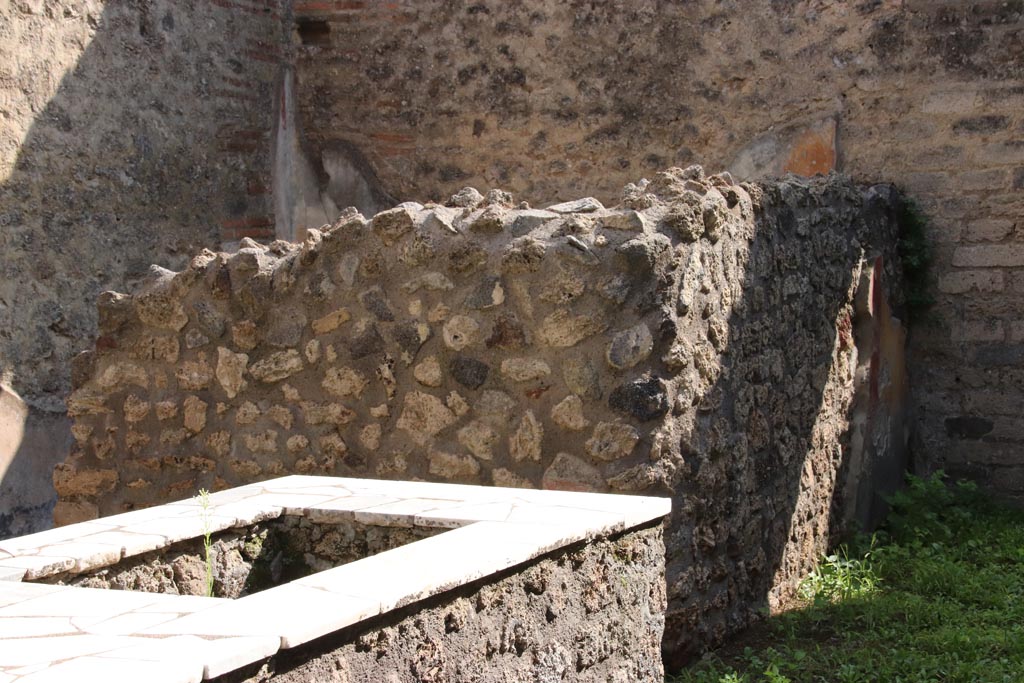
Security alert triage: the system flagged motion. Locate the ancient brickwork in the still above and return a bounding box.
[290,0,1024,502]
[56,170,905,662]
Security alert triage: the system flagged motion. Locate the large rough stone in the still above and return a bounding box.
[551,395,588,431]
[537,310,607,347]
[348,321,385,360]
[53,465,118,498]
[501,236,547,274]
[135,283,188,331]
[457,420,499,460]
[422,208,459,235]
[301,402,356,426]
[185,329,209,349]
[607,324,654,370]
[447,186,484,208]
[95,362,148,392]
[96,291,133,335]
[182,396,207,434]
[391,321,431,365]
[413,356,443,387]
[249,350,304,383]
[511,209,559,235]
[485,314,528,349]
[215,347,248,399]
[359,424,382,451]
[206,431,231,457]
[402,272,454,293]
[192,302,226,338]
[231,320,259,351]
[492,468,534,489]
[322,367,369,399]
[468,205,508,233]
[601,209,647,232]
[500,358,551,382]
[546,197,604,213]
[123,395,150,423]
[244,430,278,455]
[359,287,395,322]
[465,276,505,309]
[562,356,602,400]
[608,376,669,422]
[443,315,480,350]
[450,356,489,389]
[319,433,347,458]
[585,422,640,461]
[175,358,213,391]
[265,310,307,348]
[371,207,415,245]
[428,450,481,480]
[311,308,351,335]
[235,402,260,425]
[396,391,457,445]
[509,410,543,462]
[476,390,517,423]
[541,453,604,492]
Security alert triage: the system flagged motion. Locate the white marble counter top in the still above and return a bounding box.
[0,476,669,682]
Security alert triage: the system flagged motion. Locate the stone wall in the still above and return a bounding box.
[0,0,289,534]
[290,0,1024,502]
[6,0,1022,541]
[213,524,666,683]
[56,170,907,664]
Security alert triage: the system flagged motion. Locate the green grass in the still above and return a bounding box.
[671,473,1024,683]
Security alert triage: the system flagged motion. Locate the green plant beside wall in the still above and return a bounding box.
[896,197,934,325]
[197,488,214,597]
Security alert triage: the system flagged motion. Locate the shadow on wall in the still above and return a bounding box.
[662,181,907,668]
[0,385,70,538]
[0,1,283,536]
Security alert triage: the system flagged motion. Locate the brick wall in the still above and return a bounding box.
[289,0,1024,502]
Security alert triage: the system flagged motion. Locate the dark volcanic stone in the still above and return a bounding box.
[359,286,395,322]
[191,301,226,338]
[391,321,427,363]
[450,356,490,389]
[448,242,488,275]
[609,376,669,422]
[465,276,504,309]
[349,323,385,360]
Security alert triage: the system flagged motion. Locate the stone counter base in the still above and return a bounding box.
[215,524,666,683]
